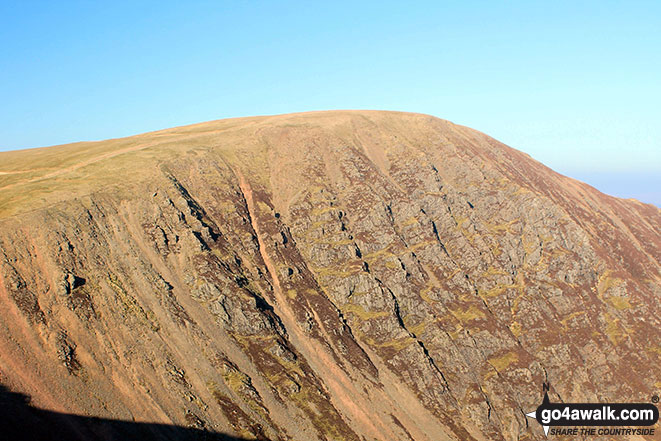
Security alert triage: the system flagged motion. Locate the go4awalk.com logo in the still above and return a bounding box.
[525,383,659,437]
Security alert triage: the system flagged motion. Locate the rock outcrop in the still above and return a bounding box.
[0,111,659,440]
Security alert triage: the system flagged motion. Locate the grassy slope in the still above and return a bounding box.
[0,111,430,217]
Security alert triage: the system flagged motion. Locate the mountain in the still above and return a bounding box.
[0,111,659,440]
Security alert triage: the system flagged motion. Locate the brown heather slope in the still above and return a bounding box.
[0,111,659,440]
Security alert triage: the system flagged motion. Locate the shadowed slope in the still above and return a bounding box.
[0,385,254,441]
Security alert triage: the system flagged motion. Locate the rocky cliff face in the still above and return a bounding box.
[0,111,659,440]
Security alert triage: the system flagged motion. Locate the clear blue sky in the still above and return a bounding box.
[1,1,659,205]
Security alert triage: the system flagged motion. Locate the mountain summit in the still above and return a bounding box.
[0,111,659,440]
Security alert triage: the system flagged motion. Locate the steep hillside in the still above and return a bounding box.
[0,111,659,440]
